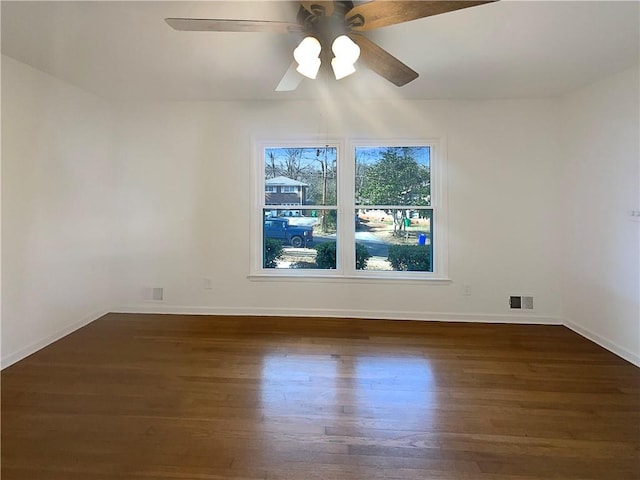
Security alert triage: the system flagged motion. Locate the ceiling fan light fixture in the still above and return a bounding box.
[294,36,322,79]
[331,35,360,63]
[331,57,356,80]
[296,58,322,79]
[331,34,360,80]
[167,1,497,91]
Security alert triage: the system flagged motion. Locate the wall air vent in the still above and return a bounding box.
[142,287,164,301]
[510,295,534,310]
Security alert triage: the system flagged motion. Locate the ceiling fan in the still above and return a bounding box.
[166,1,496,91]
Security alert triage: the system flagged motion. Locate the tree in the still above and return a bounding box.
[313,147,337,232]
[266,151,279,179]
[359,147,430,236]
[283,148,306,180]
[355,156,369,195]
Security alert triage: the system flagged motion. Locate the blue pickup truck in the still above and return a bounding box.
[264,217,313,247]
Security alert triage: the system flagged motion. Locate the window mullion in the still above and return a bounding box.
[338,141,355,274]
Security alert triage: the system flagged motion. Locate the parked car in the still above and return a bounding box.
[279,210,301,217]
[264,217,313,247]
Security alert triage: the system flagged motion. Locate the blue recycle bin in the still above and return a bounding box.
[418,233,427,245]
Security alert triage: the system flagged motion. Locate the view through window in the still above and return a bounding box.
[355,146,432,272]
[263,146,338,269]
[258,142,444,278]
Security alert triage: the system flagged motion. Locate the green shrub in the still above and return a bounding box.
[355,243,371,270]
[387,245,431,271]
[314,241,371,270]
[315,242,337,269]
[264,238,283,268]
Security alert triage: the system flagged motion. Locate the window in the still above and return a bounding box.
[252,139,447,280]
[265,185,277,193]
[355,145,433,273]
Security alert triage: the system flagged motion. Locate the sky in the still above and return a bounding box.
[265,145,430,171]
[354,146,430,167]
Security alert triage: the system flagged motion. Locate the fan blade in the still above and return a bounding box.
[349,34,418,87]
[165,18,303,33]
[276,62,304,92]
[301,2,335,16]
[346,1,496,31]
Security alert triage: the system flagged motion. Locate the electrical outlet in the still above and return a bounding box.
[204,278,213,290]
[462,284,472,296]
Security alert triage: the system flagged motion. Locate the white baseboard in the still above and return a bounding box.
[111,303,563,325]
[6,305,636,369]
[1,308,110,369]
[564,319,640,367]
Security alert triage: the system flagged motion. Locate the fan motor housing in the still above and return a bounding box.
[297,1,354,48]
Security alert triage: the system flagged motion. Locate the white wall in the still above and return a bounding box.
[4,53,635,367]
[560,66,640,365]
[1,55,115,367]
[111,93,564,323]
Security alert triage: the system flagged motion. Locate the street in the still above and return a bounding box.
[312,231,389,257]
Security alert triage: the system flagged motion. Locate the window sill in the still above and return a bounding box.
[247,273,452,285]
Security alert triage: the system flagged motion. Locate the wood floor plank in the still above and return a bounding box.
[2,314,639,479]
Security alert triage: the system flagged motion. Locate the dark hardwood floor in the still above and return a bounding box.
[2,313,639,479]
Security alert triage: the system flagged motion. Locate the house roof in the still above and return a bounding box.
[265,176,308,187]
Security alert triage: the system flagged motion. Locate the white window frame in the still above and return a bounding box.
[250,137,449,282]
[265,185,277,193]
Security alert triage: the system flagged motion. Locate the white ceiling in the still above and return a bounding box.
[2,1,638,101]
